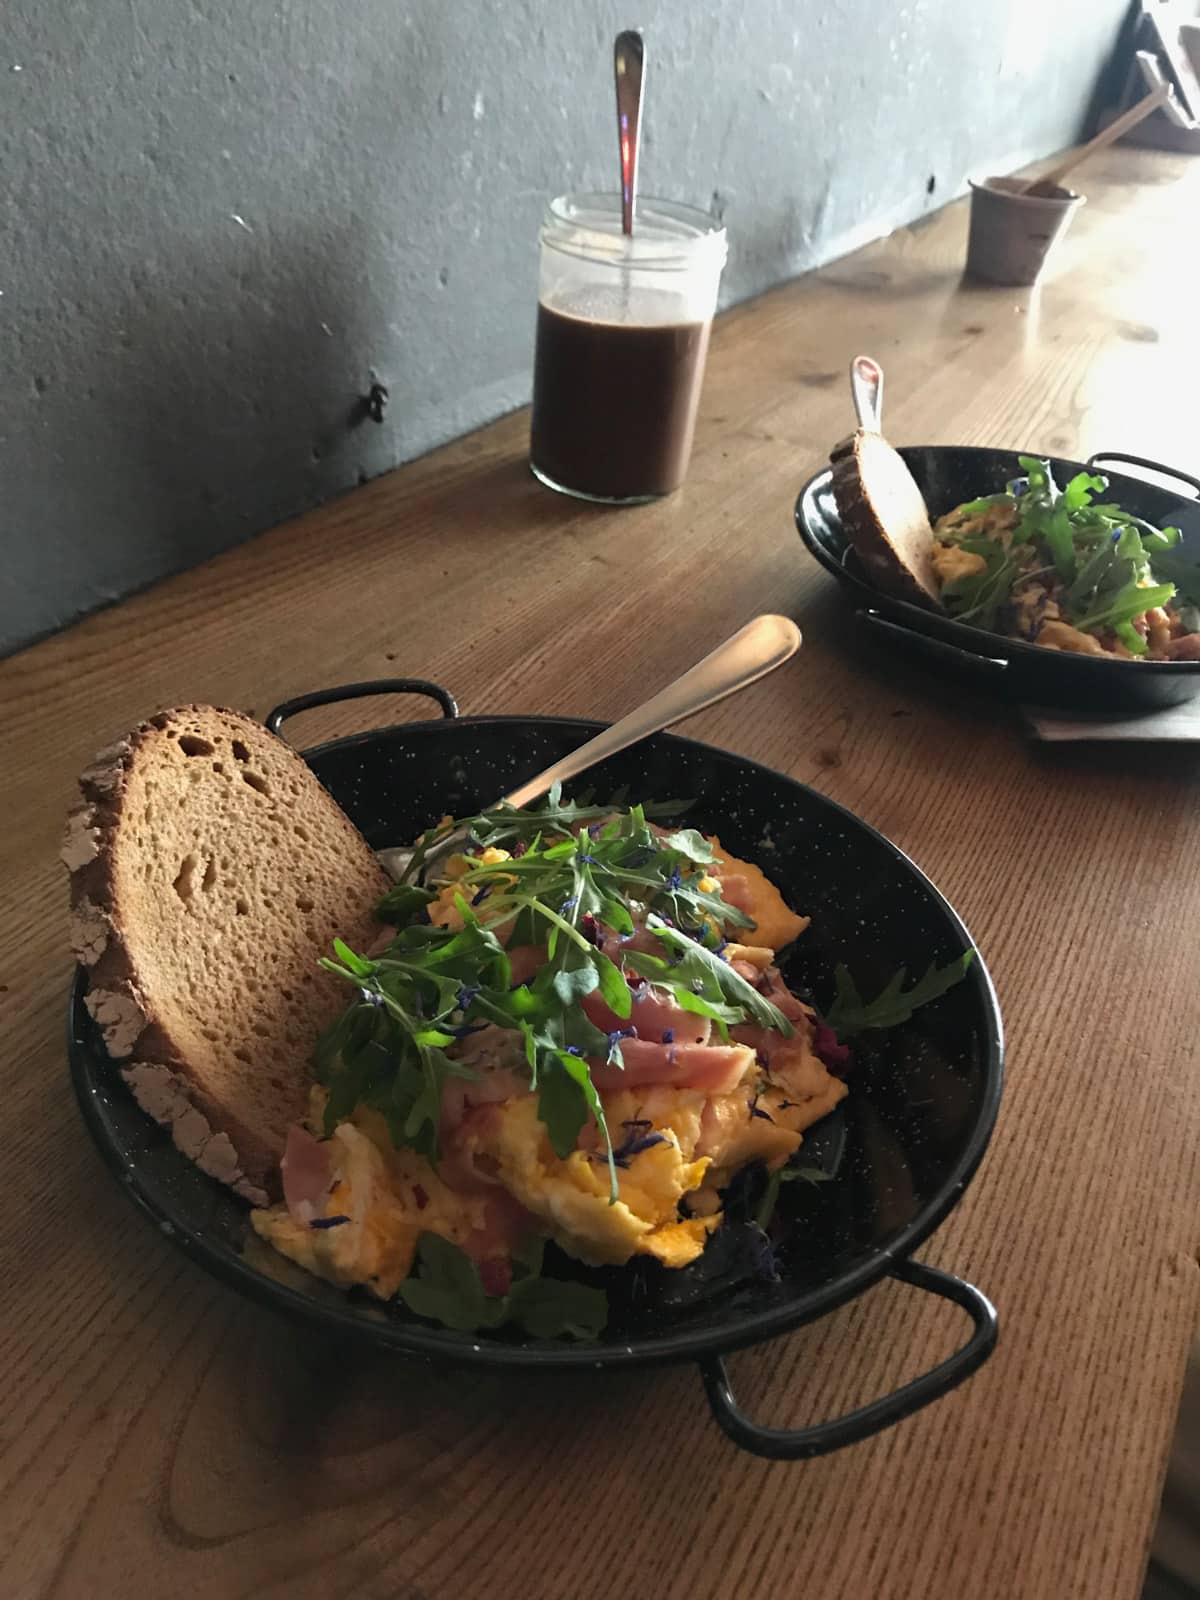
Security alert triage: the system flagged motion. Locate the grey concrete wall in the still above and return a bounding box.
[1,0,1128,656]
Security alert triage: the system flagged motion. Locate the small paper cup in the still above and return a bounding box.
[965,177,1085,287]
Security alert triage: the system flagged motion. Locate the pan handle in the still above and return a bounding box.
[857,610,1010,678]
[1086,451,1200,499]
[698,1258,997,1460]
[264,679,459,739]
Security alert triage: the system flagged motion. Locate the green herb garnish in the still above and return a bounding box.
[625,917,792,1038]
[398,1232,607,1338]
[938,457,1192,648]
[318,792,773,1203]
[754,1161,833,1231]
[1148,547,1200,608]
[941,547,1018,631]
[1072,580,1175,636]
[824,950,974,1036]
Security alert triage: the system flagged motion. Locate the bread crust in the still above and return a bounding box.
[64,706,389,1203]
[830,430,943,608]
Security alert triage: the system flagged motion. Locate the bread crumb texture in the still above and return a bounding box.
[66,706,388,1192]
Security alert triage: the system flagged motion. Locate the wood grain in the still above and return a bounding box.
[2,146,1199,1600]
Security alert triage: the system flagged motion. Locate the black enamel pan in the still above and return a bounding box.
[796,447,1200,712]
[68,680,1003,1460]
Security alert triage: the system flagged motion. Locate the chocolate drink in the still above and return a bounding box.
[529,286,712,501]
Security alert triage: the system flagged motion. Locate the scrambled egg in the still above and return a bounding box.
[931,543,986,586]
[707,837,810,949]
[251,1122,419,1299]
[461,1094,717,1268]
[428,846,513,930]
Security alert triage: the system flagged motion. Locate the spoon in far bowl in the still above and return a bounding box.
[376,613,802,883]
[830,354,942,608]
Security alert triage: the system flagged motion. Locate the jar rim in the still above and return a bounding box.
[541,192,728,271]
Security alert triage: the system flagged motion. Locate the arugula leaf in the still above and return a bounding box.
[1073,580,1175,634]
[398,1232,607,1339]
[593,951,632,1018]
[754,1161,833,1230]
[627,916,793,1036]
[1149,548,1200,608]
[551,949,600,1008]
[1114,620,1149,657]
[376,883,436,926]
[1042,504,1078,581]
[1063,536,1123,613]
[955,535,1008,560]
[948,493,1011,517]
[661,827,716,863]
[1012,457,1075,578]
[1016,455,1051,493]
[1061,470,1108,513]
[330,937,375,978]
[1139,524,1180,557]
[536,1055,590,1159]
[396,1232,504,1331]
[320,918,513,1159]
[316,1018,395,1132]
[504,1273,608,1339]
[553,1050,617,1199]
[824,951,974,1036]
[454,781,685,851]
[941,549,1017,631]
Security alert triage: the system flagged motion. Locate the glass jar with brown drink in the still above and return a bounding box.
[529,193,728,504]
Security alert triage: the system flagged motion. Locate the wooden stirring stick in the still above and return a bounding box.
[1015,83,1171,196]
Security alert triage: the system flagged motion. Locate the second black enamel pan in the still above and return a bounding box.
[796,446,1200,712]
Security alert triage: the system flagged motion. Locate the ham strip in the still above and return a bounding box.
[281,1124,332,1222]
[582,984,711,1046]
[589,1038,755,1095]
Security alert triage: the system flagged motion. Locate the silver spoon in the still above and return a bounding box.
[377,613,802,882]
[614,30,645,236]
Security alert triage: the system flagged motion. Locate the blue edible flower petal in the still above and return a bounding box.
[606,1027,636,1063]
[747,1227,780,1282]
[600,1121,670,1167]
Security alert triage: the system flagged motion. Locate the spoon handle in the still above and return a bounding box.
[502,615,802,809]
[614,30,645,236]
[849,353,884,432]
[1020,82,1169,194]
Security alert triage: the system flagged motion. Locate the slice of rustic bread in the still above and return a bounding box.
[830,429,943,608]
[64,706,389,1203]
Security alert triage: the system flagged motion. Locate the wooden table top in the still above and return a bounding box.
[2,145,1199,1600]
